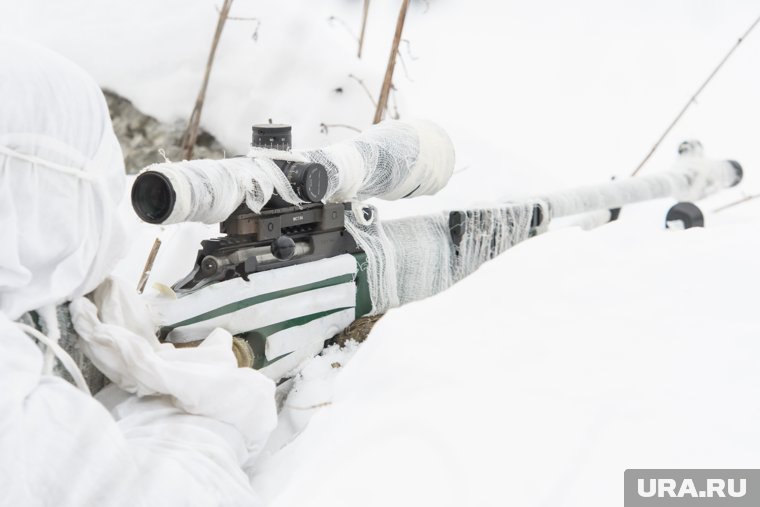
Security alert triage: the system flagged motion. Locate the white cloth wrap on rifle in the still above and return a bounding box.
[346,150,739,315]
[540,155,739,219]
[141,119,455,225]
[345,203,536,314]
[301,119,455,201]
[149,156,304,224]
[150,255,359,382]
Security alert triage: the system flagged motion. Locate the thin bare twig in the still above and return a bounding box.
[373,0,410,124]
[213,5,255,21]
[393,40,418,80]
[328,15,358,41]
[215,5,261,40]
[285,401,333,411]
[181,0,234,159]
[713,193,760,213]
[395,49,413,80]
[320,123,362,134]
[233,17,260,40]
[389,83,400,119]
[400,39,419,60]
[137,238,162,294]
[348,73,377,107]
[226,14,257,21]
[358,0,370,58]
[631,12,760,176]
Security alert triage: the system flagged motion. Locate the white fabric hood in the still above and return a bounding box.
[0,37,127,319]
[0,39,278,506]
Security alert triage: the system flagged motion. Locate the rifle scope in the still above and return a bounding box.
[131,171,176,224]
[131,124,329,224]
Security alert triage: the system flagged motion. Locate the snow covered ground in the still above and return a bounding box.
[3,0,760,504]
[252,217,760,506]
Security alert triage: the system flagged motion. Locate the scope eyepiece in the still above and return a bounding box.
[282,161,329,203]
[131,171,176,224]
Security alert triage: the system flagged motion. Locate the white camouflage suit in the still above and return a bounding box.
[0,38,277,506]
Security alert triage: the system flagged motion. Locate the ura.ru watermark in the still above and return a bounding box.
[624,470,759,506]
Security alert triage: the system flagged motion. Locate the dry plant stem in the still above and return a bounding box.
[214,4,255,21]
[348,73,377,107]
[401,39,418,60]
[373,0,410,124]
[395,49,412,80]
[713,194,760,213]
[328,16,357,41]
[137,238,162,294]
[285,401,333,411]
[631,12,760,176]
[182,0,234,160]
[216,5,260,40]
[389,84,400,119]
[358,0,370,58]
[320,123,362,134]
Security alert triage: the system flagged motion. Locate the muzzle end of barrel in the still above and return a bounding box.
[728,160,743,187]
